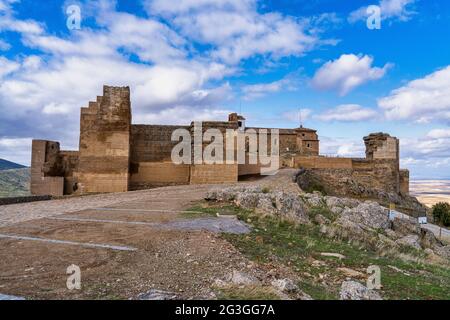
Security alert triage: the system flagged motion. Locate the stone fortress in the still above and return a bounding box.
[31,86,410,198]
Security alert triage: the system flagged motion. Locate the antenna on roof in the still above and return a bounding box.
[239,99,242,115]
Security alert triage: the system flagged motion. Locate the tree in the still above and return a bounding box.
[432,202,450,227]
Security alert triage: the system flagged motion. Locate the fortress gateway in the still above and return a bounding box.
[31,86,410,197]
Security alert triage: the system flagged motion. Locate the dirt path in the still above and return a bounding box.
[0,183,253,299]
[0,170,304,300]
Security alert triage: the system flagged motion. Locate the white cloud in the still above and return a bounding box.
[427,129,450,139]
[145,0,320,65]
[312,54,391,96]
[320,136,366,158]
[0,56,19,78]
[402,130,450,158]
[134,106,231,125]
[316,104,379,122]
[378,66,450,122]
[0,1,239,165]
[0,137,32,166]
[349,0,416,23]
[0,39,10,50]
[242,76,297,100]
[0,0,44,35]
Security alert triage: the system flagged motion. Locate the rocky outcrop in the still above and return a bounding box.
[338,202,390,230]
[206,186,448,261]
[340,281,382,300]
[207,187,310,224]
[295,168,426,216]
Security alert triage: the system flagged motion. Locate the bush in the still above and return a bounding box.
[432,202,450,227]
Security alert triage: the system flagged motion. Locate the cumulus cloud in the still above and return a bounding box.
[311,54,391,96]
[402,136,450,159]
[0,1,240,163]
[315,104,379,122]
[242,76,298,100]
[319,136,366,158]
[378,66,450,123]
[0,56,19,78]
[0,0,44,35]
[1,0,329,164]
[427,129,450,139]
[0,137,32,165]
[145,0,320,65]
[349,0,416,23]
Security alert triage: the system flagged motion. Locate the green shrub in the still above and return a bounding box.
[432,202,450,227]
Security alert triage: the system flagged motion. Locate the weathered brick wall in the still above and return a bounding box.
[364,133,399,160]
[189,121,239,183]
[279,132,298,153]
[190,164,238,184]
[75,86,131,193]
[131,125,189,163]
[399,169,410,194]
[129,162,190,190]
[30,140,64,196]
[59,151,79,195]
[294,156,353,169]
[293,133,403,195]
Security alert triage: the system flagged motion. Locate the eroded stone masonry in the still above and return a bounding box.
[31,86,410,197]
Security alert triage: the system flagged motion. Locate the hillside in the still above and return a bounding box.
[0,159,27,171]
[0,168,31,198]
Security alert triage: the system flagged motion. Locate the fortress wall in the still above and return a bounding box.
[189,121,239,184]
[279,133,298,153]
[129,162,190,190]
[130,125,190,189]
[294,156,353,169]
[399,169,410,194]
[294,155,401,195]
[131,125,189,163]
[30,140,64,196]
[190,164,238,184]
[75,86,131,194]
[59,151,79,195]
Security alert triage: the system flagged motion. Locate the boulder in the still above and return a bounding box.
[256,196,277,215]
[339,281,382,300]
[419,229,440,249]
[338,201,390,230]
[434,245,450,260]
[396,234,421,249]
[273,192,309,224]
[325,196,360,210]
[230,270,259,286]
[302,193,323,207]
[235,192,260,210]
[391,217,418,236]
[271,278,299,293]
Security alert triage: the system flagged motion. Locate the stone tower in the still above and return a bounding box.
[75,86,131,193]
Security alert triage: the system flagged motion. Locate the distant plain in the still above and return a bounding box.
[410,180,450,207]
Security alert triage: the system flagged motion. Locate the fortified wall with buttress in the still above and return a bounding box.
[31,85,410,197]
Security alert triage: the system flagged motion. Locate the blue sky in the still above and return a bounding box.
[0,0,449,179]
